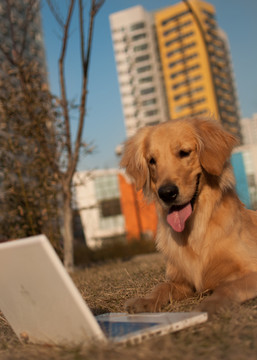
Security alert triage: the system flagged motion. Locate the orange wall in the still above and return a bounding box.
[118,174,157,241]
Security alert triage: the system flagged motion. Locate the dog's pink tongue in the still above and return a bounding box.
[167,203,192,232]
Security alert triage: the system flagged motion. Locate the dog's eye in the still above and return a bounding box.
[149,157,156,165]
[179,149,191,158]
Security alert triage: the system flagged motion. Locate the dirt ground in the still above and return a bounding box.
[1,252,257,359]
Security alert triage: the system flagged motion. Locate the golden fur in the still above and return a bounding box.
[120,117,257,316]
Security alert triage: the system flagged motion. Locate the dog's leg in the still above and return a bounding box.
[125,281,194,313]
[199,272,257,316]
[125,282,171,313]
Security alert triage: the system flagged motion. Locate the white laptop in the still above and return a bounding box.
[0,235,207,345]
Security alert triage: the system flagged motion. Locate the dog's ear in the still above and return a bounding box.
[193,118,238,176]
[120,127,150,190]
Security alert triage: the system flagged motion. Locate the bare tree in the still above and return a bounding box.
[46,0,104,271]
[0,0,61,248]
[0,0,104,271]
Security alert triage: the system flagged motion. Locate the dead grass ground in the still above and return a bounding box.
[1,252,257,359]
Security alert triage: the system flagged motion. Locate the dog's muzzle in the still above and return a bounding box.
[158,184,179,205]
[160,174,201,232]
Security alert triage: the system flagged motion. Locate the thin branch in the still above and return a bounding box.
[46,0,65,28]
[70,0,104,179]
[83,0,95,75]
[79,0,85,66]
[84,0,104,74]
[58,0,76,166]
[93,0,105,15]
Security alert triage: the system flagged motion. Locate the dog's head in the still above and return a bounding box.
[120,118,238,232]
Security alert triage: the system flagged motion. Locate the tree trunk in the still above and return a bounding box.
[62,185,74,272]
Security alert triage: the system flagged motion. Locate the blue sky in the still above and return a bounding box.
[41,0,257,171]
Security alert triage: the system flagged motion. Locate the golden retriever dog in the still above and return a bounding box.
[120,117,257,316]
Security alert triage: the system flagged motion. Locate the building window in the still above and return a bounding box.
[206,29,220,41]
[190,109,208,117]
[139,76,153,84]
[173,75,202,90]
[174,91,187,101]
[170,64,200,79]
[191,86,204,94]
[100,198,121,217]
[169,53,198,68]
[161,10,190,26]
[141,87,155,95]
[94,174,124,231]
[94,174,120,200]
[179,97,206,110]
[205,19,217,30]
[131,22,145,31]
[135,54,150,62]
[146,120,160,126]
[137,65,151,73]
[202,9,216,20]
[134,43,148,52]
[174,86,203,100]
[142,98,157,106]
[132,33,146,41]
[145,109,158,117]
[167,47,181,57]
[163,20,192,36]
[165,31,194,47]
[166,42,196,57]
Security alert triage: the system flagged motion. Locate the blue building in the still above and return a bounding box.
[231,145,257,210]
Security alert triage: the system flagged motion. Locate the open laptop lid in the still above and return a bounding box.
[0,235,106,345]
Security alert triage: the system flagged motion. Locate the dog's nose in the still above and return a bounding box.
[158,184,179,204]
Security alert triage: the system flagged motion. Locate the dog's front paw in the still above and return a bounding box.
[125,297,160,313]
[197,296,230,319]
[197,299,218,319]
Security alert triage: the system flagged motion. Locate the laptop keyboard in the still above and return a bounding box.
[98,320,159,338]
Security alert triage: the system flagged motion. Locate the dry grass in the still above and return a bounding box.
[1,252,257,359]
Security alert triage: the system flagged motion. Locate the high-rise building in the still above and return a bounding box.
[110,0,242,141]
[240,114,257,145]
[110,6,169,138]
[155,0,241,140]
